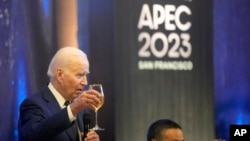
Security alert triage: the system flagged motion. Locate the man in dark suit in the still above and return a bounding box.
[18,47,101,141]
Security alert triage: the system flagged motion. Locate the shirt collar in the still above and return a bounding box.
[48,82,66,109]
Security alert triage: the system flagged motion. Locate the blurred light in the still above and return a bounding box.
[17,60,27,107]
[236,113,243,124]
[41,0,49,18]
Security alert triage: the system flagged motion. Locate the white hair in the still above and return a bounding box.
[47,47,88,78]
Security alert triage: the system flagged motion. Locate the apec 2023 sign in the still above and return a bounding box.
[137,3,193,71]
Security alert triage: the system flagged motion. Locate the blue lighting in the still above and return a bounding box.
[16,60,27,108]
[11,51,27,138]
[41,0,50,18]
[14,129,18,136]
[236,114,243,124]
[14,40,28,139]
[214,1,250,140]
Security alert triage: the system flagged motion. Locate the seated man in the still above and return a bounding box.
[147,119,184,141]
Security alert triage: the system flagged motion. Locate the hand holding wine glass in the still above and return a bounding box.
[89,84,105,131]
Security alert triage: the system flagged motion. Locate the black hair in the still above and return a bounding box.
[147,119,182,141]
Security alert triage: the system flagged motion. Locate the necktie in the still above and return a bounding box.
[64,101,70,106]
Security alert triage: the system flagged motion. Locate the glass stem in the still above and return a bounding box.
[95,110,98,127]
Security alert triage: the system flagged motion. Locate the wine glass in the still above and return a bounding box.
[89,84,105,131]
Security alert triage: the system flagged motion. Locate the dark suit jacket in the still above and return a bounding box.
[18,86,85,141]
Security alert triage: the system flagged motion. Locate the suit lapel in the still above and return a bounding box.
[41,86,77,141]
[41,86,61,113]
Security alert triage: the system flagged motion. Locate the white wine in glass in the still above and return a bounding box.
[92,96,104,112]
[89,84,105,131]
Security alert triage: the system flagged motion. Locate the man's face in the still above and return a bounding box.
[160,128,184,141]
[59,57,89,100]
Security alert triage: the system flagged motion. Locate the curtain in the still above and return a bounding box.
[214,0,250,140]
[0,0,56,140]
